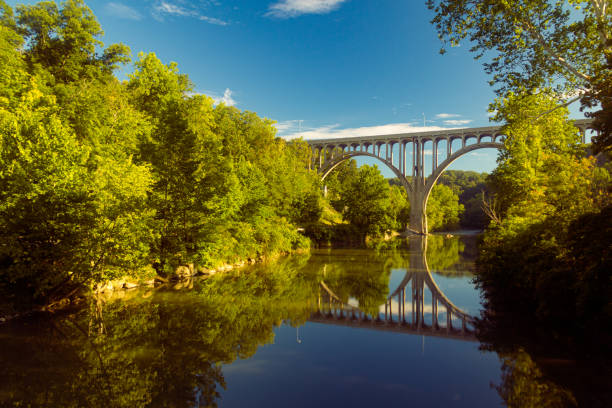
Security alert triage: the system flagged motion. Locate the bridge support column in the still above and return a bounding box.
[319,148,323,168]
[408,177,428,234]
[408,194,427,234]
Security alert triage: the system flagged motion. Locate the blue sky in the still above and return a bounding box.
[7,0,590,175]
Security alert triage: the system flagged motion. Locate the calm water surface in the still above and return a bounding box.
[0,235,506,407]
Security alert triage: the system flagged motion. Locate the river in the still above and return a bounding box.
[0,235,585,407]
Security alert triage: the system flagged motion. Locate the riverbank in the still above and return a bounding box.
[0,249,307,325]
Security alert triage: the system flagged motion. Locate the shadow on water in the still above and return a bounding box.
[0,234,607,407]
[475,284,612,407]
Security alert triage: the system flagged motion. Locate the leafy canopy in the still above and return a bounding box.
[427,0,612,152]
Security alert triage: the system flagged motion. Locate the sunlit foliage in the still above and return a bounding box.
[0,0,320,307]
[426,184,464,231]
[428,0,612,153]
[477,93,611,331]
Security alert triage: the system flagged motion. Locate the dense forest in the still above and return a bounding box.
[0,0,322,310]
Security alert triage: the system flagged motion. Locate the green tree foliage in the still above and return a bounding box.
[323,159,359,212]
[438,170,489,229]
[426,184,464,231]
[427,0,612,153]
[314,161,411,244]
[477,93,611,332]
[15,0,130,82]
[487,93,601,225]
[126,53,320,272]
[339,165,394,241]
[0,1,154,306]
[388,184,410,231]
[0,1,321,308]
[127,52,239,272]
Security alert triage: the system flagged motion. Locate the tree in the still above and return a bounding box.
[128,52,242,272]
[476,92,609,327]
[388,184,410,230]
[323,159,359,212]
[0,1,154,306]
[15,0,130,84]
[438,170,489,229]
[426,184,464,231]
[427,0,612,152]
[487,92,598,224]
[340,165,394,241]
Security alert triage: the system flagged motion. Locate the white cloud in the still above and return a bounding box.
[274,120,304,133]
[266,0,348,18]
[105,3,143,20]
[443,119,472,126]
[213,88,236,106]
[199,15,229,26]
[435,113,461,119]
[154,1,191,17]
[282,122,453,140]
[153,1,228,25]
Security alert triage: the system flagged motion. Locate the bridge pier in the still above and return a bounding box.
[408,181,428,235]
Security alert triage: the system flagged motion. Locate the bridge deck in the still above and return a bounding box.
[305,119,594,146]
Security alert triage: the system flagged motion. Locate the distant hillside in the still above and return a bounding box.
[437,171,489,229]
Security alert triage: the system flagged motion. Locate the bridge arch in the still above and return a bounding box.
[421,141,504,218]
[320,151,413,195]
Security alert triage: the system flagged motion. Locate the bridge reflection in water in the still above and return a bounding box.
[309,236,477,342]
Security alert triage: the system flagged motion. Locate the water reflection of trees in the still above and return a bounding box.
[426,235,465,273]
[477,303,612,407]
[0,255,319,407]
[310,248,406,315]
[0,237,479,407]
[476,264,611,407]
[495,350,577,408]
[313,235,471,315]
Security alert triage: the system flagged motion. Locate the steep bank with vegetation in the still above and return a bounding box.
[428,0,612,361]
[0,0,322,312]
[476,94,611,347]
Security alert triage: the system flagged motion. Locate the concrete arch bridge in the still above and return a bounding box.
[306,119,594,234]
[310,237,477,342]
